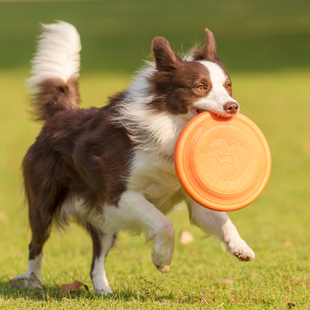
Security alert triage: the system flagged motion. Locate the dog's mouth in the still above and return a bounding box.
[190,106,238,118]
[190,107,206,116]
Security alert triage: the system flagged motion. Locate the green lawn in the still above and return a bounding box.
[1,1,310,309]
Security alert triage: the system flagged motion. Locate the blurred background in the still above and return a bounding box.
[1,0,310,73]
[0,0,310,304]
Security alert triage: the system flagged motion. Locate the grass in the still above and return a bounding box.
[1,0,310,309]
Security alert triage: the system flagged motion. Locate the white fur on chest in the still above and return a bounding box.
[127,150,183,214]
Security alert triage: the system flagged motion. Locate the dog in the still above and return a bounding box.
[11,21,254,294]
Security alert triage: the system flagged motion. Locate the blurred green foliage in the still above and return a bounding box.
[0,0,310,73]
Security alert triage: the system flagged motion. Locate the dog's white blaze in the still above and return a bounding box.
[193,61,237,116]
[28,21,81,89]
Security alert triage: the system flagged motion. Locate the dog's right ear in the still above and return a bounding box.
[192,28,218,61]
[152,37,182,72]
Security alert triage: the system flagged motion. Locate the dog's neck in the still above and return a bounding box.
[114,62,188,157]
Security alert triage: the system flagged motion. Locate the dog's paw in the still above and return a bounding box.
[92,275,113,295]
[94,287,113,295]
[226,239,255,262]
[154,263,170,273]
[10,272,44,289]
[152,252,171,273]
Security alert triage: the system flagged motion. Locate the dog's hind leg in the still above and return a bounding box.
[10,200,54,289]
[87,224,116,295]
[10,150,65,289]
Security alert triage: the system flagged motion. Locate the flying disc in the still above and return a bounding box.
[175,112,271,212]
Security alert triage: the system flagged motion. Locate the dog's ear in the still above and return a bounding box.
[192,28,218,61]
[152,37,182,71]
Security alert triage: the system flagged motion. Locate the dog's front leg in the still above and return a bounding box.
[105,190,175,273]
[187,198,255,261]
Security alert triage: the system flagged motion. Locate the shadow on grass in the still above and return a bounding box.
[0,276,176,303]
[0,278,282,307]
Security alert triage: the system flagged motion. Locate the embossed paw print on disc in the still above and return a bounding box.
[175,112,271,211]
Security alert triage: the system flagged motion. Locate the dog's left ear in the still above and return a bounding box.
[152,37,182,72]
[192,28,218,61]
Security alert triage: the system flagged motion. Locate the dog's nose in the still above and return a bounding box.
[224,101,239,114]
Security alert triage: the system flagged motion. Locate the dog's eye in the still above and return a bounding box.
[225,83,231,90]
[196,85,206,91]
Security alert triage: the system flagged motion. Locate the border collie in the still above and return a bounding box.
[11,21,254,294]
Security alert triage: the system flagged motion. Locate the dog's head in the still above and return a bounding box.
[148,29,239,119]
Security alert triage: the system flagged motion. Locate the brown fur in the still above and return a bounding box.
[24,87,134,260]
[30,78,80,121]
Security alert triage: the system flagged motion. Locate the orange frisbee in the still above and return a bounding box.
[175,112,271,212]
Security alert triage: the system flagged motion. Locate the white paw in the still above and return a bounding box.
[152,251,171,273]
[10,272,44,289]
[227,239,255,262]
[92,275,113,295]
[151,223,174,273]
[160,265,170,273]
[94,287,113,295]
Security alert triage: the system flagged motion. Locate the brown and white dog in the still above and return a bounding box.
[11,21,254,294]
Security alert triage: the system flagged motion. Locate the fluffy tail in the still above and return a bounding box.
[28,21,81,121]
